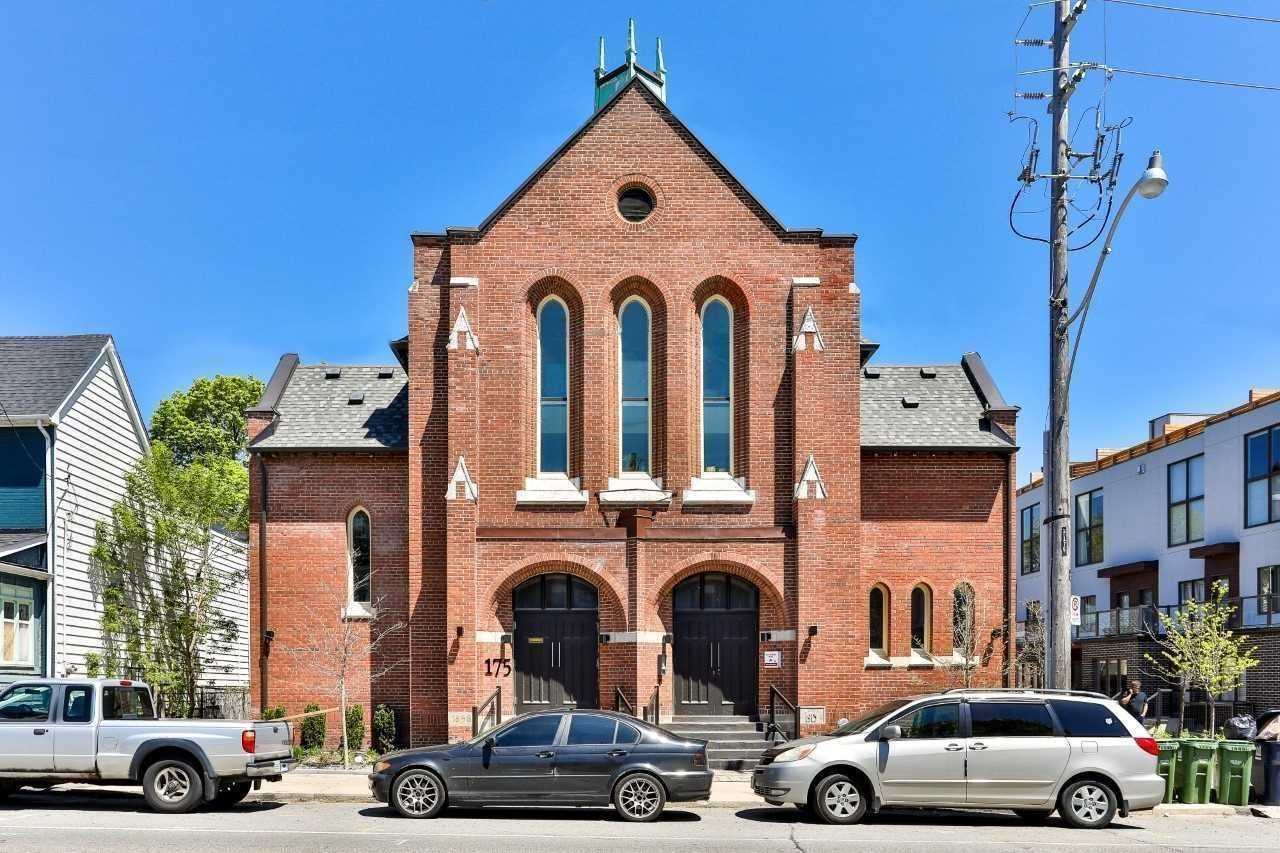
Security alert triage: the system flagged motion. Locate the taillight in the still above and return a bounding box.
[692,750,706,769]
[1135,737,1159,756]
[242,729,256,753]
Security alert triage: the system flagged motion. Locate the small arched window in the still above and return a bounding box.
[953,583,976,655]
[700,297,733,473]
[868,585,889,654]
[348,508,371,605]
[910,584,932,652]
[619,298,651,474]
[537,297,569,475]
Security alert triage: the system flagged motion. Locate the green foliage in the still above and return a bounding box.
[89,442,245,717]
[150,375,265,466]
[345,704,365,752]
[373,704,396,753]
[262,706,286,720]
[301,703,326,749]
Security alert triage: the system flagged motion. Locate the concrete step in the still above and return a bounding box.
[686,738,770,750]
[707,747,767,761]
[665,727,768,739]
[666,720,764,732]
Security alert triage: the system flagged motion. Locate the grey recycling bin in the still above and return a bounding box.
[1262,741,1280,807]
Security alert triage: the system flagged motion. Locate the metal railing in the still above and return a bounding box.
[1017,594,1280,641]
[614,687,636,716]
[471,686,502,737]
[642,686,660,725]
[766,686,799,743]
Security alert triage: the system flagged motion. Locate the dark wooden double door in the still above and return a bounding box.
[674,608,758,717]
[514,610,598,713]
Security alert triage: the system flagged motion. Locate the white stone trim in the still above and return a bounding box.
[848,281,860,295]
[761,628,796,642]
[475,631,507,644]
[598,474,672,506]
[794,454,828,500]
[791,306,825,353]
[342,601,376,620]
[446,455,479,501]
[516,474,588,506]
[681,472,756,506]
[791,276,821,287]
[449,276,479,287]
[602,631,667,644]
[447,307,479,351]
[863,650,891,668]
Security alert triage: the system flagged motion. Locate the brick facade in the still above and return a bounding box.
[248,79,1017,747]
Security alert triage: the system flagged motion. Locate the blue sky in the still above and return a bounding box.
[2,1,1275,476]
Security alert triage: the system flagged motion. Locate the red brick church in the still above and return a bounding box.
[246,23,1019,751]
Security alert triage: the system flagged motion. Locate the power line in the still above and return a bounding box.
[1020,63,1280,91]
[1106,0,1280,24]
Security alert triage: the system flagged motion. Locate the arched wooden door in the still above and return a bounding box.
[513,573,599,713]
[673,573,758,717]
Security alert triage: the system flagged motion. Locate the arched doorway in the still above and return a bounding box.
[672,573,758,717]
[512,573,599,713]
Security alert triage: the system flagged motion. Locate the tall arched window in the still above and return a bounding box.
[700,297,732,473]
[619,298,651,474]
[953,583,976,655]
[868,585,889,654]
[347,508,371,605]
[910,584,932,652]
[537,297,569,475]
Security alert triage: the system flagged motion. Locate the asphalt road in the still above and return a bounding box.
[0,788,1268,852]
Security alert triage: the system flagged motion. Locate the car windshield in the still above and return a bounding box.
[825,698,914,736]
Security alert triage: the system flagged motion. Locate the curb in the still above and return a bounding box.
[1151,803,1250,817]
[248,792,763,808]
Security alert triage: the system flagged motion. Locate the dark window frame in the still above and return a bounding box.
[1020,503,1041,575]
[672,573,757,613]
[512,573,598,612]
[1245,424,1280,529]
[1259,565,1280,615]
[868,585,888,653]
[1168,453,1205,547]
[1074,488,1104,567]
[1178,578,1206,604]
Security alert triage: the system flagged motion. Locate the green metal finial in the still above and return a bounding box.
[656,36,665,77]
[597,36,606,75]
[594,18,667,112]
[626,18,636,68]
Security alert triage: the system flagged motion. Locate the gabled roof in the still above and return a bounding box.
[411,76,855,243]
[860,353,1017,452]
[0,334,111,419]
[0,532,46,560]
[248,364,408,452]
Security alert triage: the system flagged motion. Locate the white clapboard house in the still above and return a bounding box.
[0,335,249,703]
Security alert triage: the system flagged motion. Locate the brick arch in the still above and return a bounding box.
[526,276,585,479]
[650,554,786,632]
[485,556,629,633]
[690,276,751,479]
[609,276,668,481]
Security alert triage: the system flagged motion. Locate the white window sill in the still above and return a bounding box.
[681,473,756,507]
[516,474,589,507]
[598,475,672,506]
[863,650,891,668]
[906,650,938,668]
[343,602,376,620]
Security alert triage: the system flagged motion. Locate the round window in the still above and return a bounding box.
[617,186,655,222]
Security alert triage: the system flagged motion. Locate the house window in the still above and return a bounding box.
[910,585,932,653]
[1074,488,1104,566]
[0,587,34,666]
[1096,657,1127,697]
[868,585,888,654]
[347,508,371,605]
[1259,565,1280,615]
[1080,594,1097,634]
[1168,454,1205,546]
[952,583,975,655]
[1246,424,1280,527]
[700,297,733,474]
[1178,578,1206,604]
[618,298,651,474]
[1020,504,1040,575]
[537,297,570,475]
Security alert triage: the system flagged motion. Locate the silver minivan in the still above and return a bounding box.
[752,689,1165,829]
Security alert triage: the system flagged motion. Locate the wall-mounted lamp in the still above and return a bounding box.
[661,633,672,645]
[456,625,464,639]
[598,633,611,645]
[760,631,773,642]
[264,629,276,643]
[808,625,819,637]
[499,633,512,645]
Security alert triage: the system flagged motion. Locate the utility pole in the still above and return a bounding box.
[1045,0,1082,691]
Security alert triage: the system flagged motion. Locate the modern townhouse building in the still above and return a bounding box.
[0,335,249,703]
[1016,388,1280,718]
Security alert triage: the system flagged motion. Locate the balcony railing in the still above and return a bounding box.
[1019,594,1280,641]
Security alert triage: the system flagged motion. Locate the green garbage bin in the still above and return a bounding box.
[1179,739,1217,804]
[1156,740,1180,804]
[1215,741,1255,806]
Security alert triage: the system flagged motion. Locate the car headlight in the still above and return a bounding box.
[373,760,391,773]
[771,745,815,764]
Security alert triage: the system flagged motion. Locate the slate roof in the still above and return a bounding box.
[249,364,408,452]
[0,532,46,559]
[860,357,1016,451]
[0,335,110,418]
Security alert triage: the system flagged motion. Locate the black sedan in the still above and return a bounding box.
[369,709,711,821]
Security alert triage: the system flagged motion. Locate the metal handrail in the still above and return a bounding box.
[767,686,799,743]
[642,686,660,724]
[471,686,502,736]
[614,687,636,716]
[1018,594,1280,642]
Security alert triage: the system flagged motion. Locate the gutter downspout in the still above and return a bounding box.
[257,453,270,712]
[36,420,54,678]
[1003,452,1014,687]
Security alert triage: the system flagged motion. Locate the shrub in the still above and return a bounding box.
[261,706,286,720]
[373,704,396,753]
[300,703,326,749]
[345,704,365,751]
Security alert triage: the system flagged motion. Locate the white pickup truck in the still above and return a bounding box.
[0,678,294,813]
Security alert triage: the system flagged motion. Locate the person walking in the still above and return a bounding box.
[1120,679,1149,725]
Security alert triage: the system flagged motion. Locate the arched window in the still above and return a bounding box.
[953,583,976,655]
[700,297,733,473]
[619,298,651,474]
[910,584,932,652]
[537,297,569,475]
[347,508,371,605]
[868,585,889,654]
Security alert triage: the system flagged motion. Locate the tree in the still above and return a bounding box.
[945,583,980,688]
[1011,603,1048,689]
[277,570,403,768]
[150,375,264,465]
[88,442,245,716]
[1146,586,1259,735]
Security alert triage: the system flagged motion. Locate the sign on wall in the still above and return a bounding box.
[800,706,826,726]
[762,650,781,669]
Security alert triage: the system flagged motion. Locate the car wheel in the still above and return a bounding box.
[211,780,252,809]
[812,773,868,825]
[1057,779,1117,829]
[1013,809,1052,823]
[391,769,446,819]
[614,772,666,822]
[142,758,204,814]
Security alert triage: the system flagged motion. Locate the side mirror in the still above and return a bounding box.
[880,724,902,741]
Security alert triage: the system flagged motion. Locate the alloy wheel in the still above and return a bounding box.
[153,766,191,804]
[822,780,860,820]
[1069,784,1110,825]
[617,776,661,820]
[396,771,441,817]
